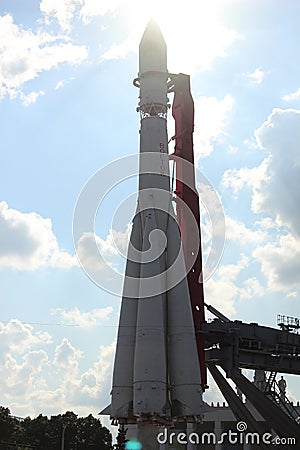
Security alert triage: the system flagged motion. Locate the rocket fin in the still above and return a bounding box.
[99,404,111,415]
[166,212,204,417]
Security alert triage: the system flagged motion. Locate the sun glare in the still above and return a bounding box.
[122,0,238,74]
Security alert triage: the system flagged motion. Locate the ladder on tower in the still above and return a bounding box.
[265,371,277,394]
[264,372,300,424]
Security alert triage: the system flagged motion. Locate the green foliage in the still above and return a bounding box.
[0,406,113,450]
[114,427,128,450]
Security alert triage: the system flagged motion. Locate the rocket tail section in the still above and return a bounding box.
[133,207,169,416]
[110,212,143,418]
[166,212,204,418]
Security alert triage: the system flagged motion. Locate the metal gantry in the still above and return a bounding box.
[200,307,300,442]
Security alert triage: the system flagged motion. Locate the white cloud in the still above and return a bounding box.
[253,233,300,294]
[55,80,64,90]
[255,217,278,230]
[40,0,83,32]
[223,108,300,236]
[194,94,234,159]
[0,321,51,399]
[39,0,239,73]
[76,226,131,270]
[76,231,117,273]
[53,306,113,328]
[50,250,78,269]
[282,88,300,102]
[225,216,267,244]
[53,338,83,376]
[20,90,45,106]
[75,229,128,295]
[0,319,116,417]
[245,68,266,85]
[0,13,87,101]
[40,0,119,30]
[239,277,264,300]
[253,108,300,235]
[54,78,74,90]
[222,160,268,196]
[75,341,115,404]
[222,108,300,293]
[0,320,52,357]
[100,37,136,61]
[228,145,238,154]
[0,201,77,270]
[204,255,249,317]
[80,0,119,25]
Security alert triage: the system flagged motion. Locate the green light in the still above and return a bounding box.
[125,439,142,450]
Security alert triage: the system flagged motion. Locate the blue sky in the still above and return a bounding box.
[1,0,300,425]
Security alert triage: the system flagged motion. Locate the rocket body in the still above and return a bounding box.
[109,20,204,422]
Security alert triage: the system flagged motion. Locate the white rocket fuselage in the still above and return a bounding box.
[110,20,203,421]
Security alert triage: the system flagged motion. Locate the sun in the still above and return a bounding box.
[122,0,238,74]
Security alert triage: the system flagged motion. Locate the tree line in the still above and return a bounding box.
[0,406,115,450]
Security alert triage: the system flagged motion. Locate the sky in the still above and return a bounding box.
[1,0,300,428]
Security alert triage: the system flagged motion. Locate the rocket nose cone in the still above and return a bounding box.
[139,19,167,73]
[141,18,165,41]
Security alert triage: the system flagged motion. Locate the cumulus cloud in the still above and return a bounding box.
[223,108,300,294]
[100,37,136,61]
[54,338,83,376]
[228,145,238,154]
[53,306,113,328]
[0,320,52,357]
[204,255,249,317]
[20,90,45,106]
[40,0,119,30]
[282,88,300,102]
[0,319,116,417]
[253,108,300,235]
[76,224,131,272]
[239,277,264,300]
[245,68,266,85]
[38,0,239,75]
[225,216,268,244]
[0,201,77,270]
[222,160,268,196]
[54,77,74,90]
[74,341,115,406]
[0,13,87,101]
[76,231,117,273]
[40,0,83,32]
[193,94,234,160]
[75,227,130,294]
[223,108,300,236]
[79,0,119,25]
[0,321,51,399]
[253,233,300,294]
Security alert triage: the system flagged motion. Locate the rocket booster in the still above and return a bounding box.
[108,20,204,421]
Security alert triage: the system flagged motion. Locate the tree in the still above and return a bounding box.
[0,406,16,449]
[22,414,52,449]
[114,426,127,450]
[0,407,113,450]
[76,414,113,450]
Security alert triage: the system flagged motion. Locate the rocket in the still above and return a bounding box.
[103,20,204,422]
